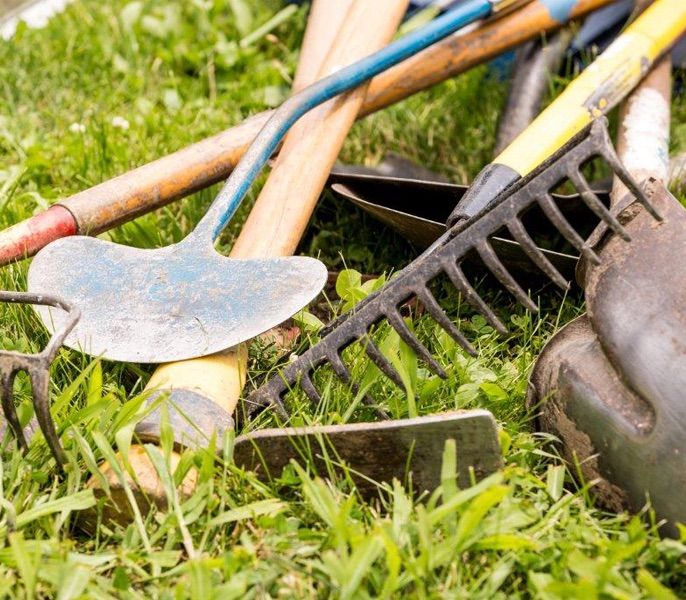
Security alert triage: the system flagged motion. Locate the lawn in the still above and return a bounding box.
[0,0,685,597]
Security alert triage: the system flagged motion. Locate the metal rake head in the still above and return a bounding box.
[244,118,660,418]
[0,291,79,466]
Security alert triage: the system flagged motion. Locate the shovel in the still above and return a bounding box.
[26,0,520,364]
[529,37,686,536]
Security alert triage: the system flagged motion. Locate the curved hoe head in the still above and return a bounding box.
[27,236,327,363]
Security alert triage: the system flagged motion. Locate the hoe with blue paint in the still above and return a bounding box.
[27,0,527,364]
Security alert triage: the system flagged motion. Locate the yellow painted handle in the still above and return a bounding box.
[495,0,686,176]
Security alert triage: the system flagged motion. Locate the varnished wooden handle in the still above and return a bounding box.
[81,0,355,529]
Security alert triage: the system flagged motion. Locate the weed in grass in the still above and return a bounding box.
[0,0,684,596]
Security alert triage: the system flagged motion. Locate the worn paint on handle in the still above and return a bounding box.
[495,0,686,177]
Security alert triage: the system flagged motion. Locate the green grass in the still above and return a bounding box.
[0,0,685,597]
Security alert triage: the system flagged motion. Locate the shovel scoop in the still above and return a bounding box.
[25,0,506,363]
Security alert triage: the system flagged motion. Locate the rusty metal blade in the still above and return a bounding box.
[232,410,502,497]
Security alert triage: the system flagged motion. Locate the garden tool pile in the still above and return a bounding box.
[0,0,685,537]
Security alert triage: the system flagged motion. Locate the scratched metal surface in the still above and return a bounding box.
[233,410,502,497]
[28,236,327,363]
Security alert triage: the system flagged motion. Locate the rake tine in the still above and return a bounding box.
[594,121,662,221]
[30,369,67,465]
[363,336,406,389]
[327,351,353,385]
[567,168,630,240]
[0,371,28,452]
[441,259,508,335]
[386,309,447,378]
[326,351,389,419]
[475,240,539,313]
[415,286,476,356]
[506,219,569,290]
[299,372,322,406]
[538,193,601,264]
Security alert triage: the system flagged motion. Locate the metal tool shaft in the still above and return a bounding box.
[191,0,495,244]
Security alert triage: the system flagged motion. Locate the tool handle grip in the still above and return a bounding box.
[447,0,686,226]
[189,0,493,245]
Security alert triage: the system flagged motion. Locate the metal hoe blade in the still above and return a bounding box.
[28,238,325,363]
[233,410,502,497]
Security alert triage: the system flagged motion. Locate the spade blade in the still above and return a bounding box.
[233,410,502,497]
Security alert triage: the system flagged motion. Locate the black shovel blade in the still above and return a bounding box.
[232,410,502,498]
[328,172,611,281]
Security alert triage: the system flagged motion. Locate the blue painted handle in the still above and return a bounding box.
[192,0,494,244]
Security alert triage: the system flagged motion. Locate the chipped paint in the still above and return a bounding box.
[540,0,578,22]
[620,86,670,184]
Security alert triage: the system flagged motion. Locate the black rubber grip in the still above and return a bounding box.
[447,163,520,227]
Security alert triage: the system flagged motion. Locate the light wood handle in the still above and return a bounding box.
[611,55,672,203]
[292,0,354,93]
[84,0,411,528]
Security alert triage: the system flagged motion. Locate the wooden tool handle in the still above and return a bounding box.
[84,0,409,528]
[292,0,354,93]
[232,0,409,259]
[611,55,672,202]
[611,0,672,202]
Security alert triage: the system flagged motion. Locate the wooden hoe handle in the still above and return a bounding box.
[85,0,409,527]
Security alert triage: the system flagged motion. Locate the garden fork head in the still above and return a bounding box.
[0,292,79,466]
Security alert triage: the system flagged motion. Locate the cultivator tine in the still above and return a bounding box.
[0,291,78,467]
[245,118,658,416]
[537,193,601,264]
[415,286,476,355]
[506,219,569,290]
[441,260,508,334]
[1,371,27,452]
[30,369,67,467]
[363,336,405,388]
[385,309,447,377]
[567,168,630,241]
[474,240,538,312]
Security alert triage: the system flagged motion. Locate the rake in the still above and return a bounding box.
[245,118,660,416]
